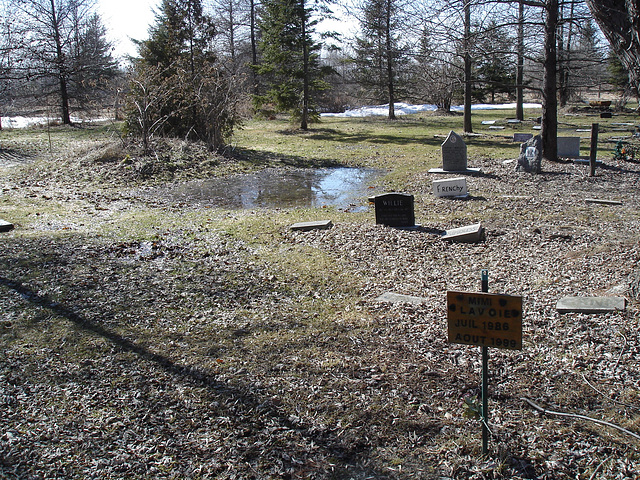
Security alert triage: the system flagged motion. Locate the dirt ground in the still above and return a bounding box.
[1,132,639,479]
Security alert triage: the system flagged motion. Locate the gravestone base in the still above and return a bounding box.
[428,167,482,174]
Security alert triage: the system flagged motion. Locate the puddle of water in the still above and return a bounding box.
[151,167,385,211]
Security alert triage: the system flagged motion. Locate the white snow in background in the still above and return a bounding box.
[1,116,111,129]
[1,102,542,128]
[322,102,542,118]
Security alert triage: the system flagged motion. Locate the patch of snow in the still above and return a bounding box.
[1,116,111,129]
[322,102,542,118]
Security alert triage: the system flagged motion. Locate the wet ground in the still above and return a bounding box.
[147,167,386,211]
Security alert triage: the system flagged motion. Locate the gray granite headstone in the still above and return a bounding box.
[441,131,468,171]
[374,193,415,227]
[557,137,581,158]
[516,135,542,173]
[513,133,533,142]
[0,219,14,232]
[556,296,626,314]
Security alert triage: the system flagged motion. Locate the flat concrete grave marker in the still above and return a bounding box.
[374,193,415,228]
[376,292,428,305]
[557,296,626,314]
[290,220,333,231]
[433,177,468,198]
[557,137,581,158]
[442,223,484,243]
[0,219,14,232]
[513,133,533,142]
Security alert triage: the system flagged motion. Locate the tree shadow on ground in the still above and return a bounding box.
[0,273,389,478]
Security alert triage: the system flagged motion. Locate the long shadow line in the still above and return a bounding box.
[0,275,381,475]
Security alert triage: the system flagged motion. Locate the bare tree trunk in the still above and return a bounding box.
[463,0,472,134]
[541,0,558,166]
[301,0,309,130]
[386,0,395,120]
[50,0,71,125]
[516,0,524,121]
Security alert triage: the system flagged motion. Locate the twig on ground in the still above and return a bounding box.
[581,372,640,411]
[521,397,640,442]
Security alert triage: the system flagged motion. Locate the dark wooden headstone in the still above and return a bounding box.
[374,193,415,227]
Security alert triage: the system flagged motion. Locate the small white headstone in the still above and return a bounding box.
[442,223,484,243]
[432,177,468,198]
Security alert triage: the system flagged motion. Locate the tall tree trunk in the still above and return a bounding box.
[50,0,71,125]
[463,0,472,134]
[250,0,258,96]
[516,0,524,121]
[541,0,558,166]
[386,0,395,120]
[300,0,309,130]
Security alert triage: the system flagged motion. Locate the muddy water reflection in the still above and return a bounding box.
[155,167,384,210]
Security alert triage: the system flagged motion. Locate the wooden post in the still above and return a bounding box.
[590,123,599,177]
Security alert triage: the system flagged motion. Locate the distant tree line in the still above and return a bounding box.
[0,0,637,159]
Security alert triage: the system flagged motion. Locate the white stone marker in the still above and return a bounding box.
[432,177,468,198]
[441,223,484,243]
[556,296,626,314]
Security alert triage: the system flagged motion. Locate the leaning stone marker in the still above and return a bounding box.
[374,193,415,228]
[556,296,626,314]
[289,220,333,231]
[441,223,484,243]
[516,135,542,173]
[0,219,14,232]
[432,177,468,198]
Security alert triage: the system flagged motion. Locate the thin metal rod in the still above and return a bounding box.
[481,269,489,455]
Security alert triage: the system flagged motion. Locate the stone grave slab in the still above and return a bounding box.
[513,133,533,142]
[557,137,581,158]
[556,296,626,314]
[290,220,333,231]
[432,177,468,198]
[376,292,429,305]
[0,219,14,232]
[374,193,415,228]
[441,223,484,243]
[585,198,623,205]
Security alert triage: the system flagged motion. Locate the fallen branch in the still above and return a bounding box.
[521,397,640,442]
[581,373,640,412]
